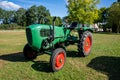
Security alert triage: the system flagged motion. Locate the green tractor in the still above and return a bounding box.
[23,17,93,72]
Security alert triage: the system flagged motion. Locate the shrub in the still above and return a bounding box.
[0,24,24,30]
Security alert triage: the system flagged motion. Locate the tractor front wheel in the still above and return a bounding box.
[23,44,37,60]
[50,48,66,72]
[78,31,92,57]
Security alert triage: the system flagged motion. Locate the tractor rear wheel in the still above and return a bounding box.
[50,48,66,72]
[23,44,37,59]
[78,31,92,57]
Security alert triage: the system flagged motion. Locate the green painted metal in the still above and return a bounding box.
[26,24,45,50]
[26,23,92,52]
[26,24,70,50]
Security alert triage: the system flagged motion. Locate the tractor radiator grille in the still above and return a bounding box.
[26,28,32,45]
[40,29,51,37]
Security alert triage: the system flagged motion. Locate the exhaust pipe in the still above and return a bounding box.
[52,17,56,41]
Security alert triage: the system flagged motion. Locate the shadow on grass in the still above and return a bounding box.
[66,51,79,57]
[0,52,27,62]
[31,51,79,73]
[0,50,81,73]
[87,56,120,80]
[31,61,51,72]
[0,52,52,72]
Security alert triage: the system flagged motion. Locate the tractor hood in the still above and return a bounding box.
[26,24,67,50]
[26,24,51,50]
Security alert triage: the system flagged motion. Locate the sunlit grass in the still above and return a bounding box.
[0,30,120,80]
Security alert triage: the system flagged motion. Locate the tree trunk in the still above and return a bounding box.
[112,24,117,33]
[117,26,119,33]
[117,21,120,33]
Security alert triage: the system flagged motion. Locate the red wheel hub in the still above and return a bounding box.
[55,52,65,69]
[84,36,92,54]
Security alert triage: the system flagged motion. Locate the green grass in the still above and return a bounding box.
[0,30,120,80]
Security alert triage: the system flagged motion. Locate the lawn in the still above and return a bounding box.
[0,30,120,80]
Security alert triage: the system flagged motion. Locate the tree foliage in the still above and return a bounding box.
[95,7,107,23]
[0,8,5,19]
[0,5,62,29]
[37,5,51,24]
[14,8,26,26]
[2,10,15,24]
[25,5,38,25]
[67,0,99,24]
[108,2,120,33]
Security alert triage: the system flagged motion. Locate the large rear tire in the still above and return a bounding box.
[78,31,92,57]
[50,48,66,72]
[23,44,37,60]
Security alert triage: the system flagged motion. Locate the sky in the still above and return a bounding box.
[0,0,117,18]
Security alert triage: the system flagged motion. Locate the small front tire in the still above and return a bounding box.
[50,48,66,72]
[23,44,37,60]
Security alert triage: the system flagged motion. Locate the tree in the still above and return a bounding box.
[25,5,51,26]
[14,8,26,26]
[54,17,62,26]
[21,13,27,26]
[0,8,16,24]
[3,10,15,24]
[37,5,51,24]
[0,5,54,29]
[26,5,38,26]
[67,0,99,24]
[108,2,120,33]
[0,8,5,19]
[95,7,107,23]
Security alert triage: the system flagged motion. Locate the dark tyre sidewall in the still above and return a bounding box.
[78,31,92,57]
[83,31,92,55]
[50,48,66,72]
[23,44,37,59]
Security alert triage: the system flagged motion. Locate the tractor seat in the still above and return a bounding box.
[69,22,78,29]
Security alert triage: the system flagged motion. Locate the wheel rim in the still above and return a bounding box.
[84,36,92,54]
[55,52,65,69]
